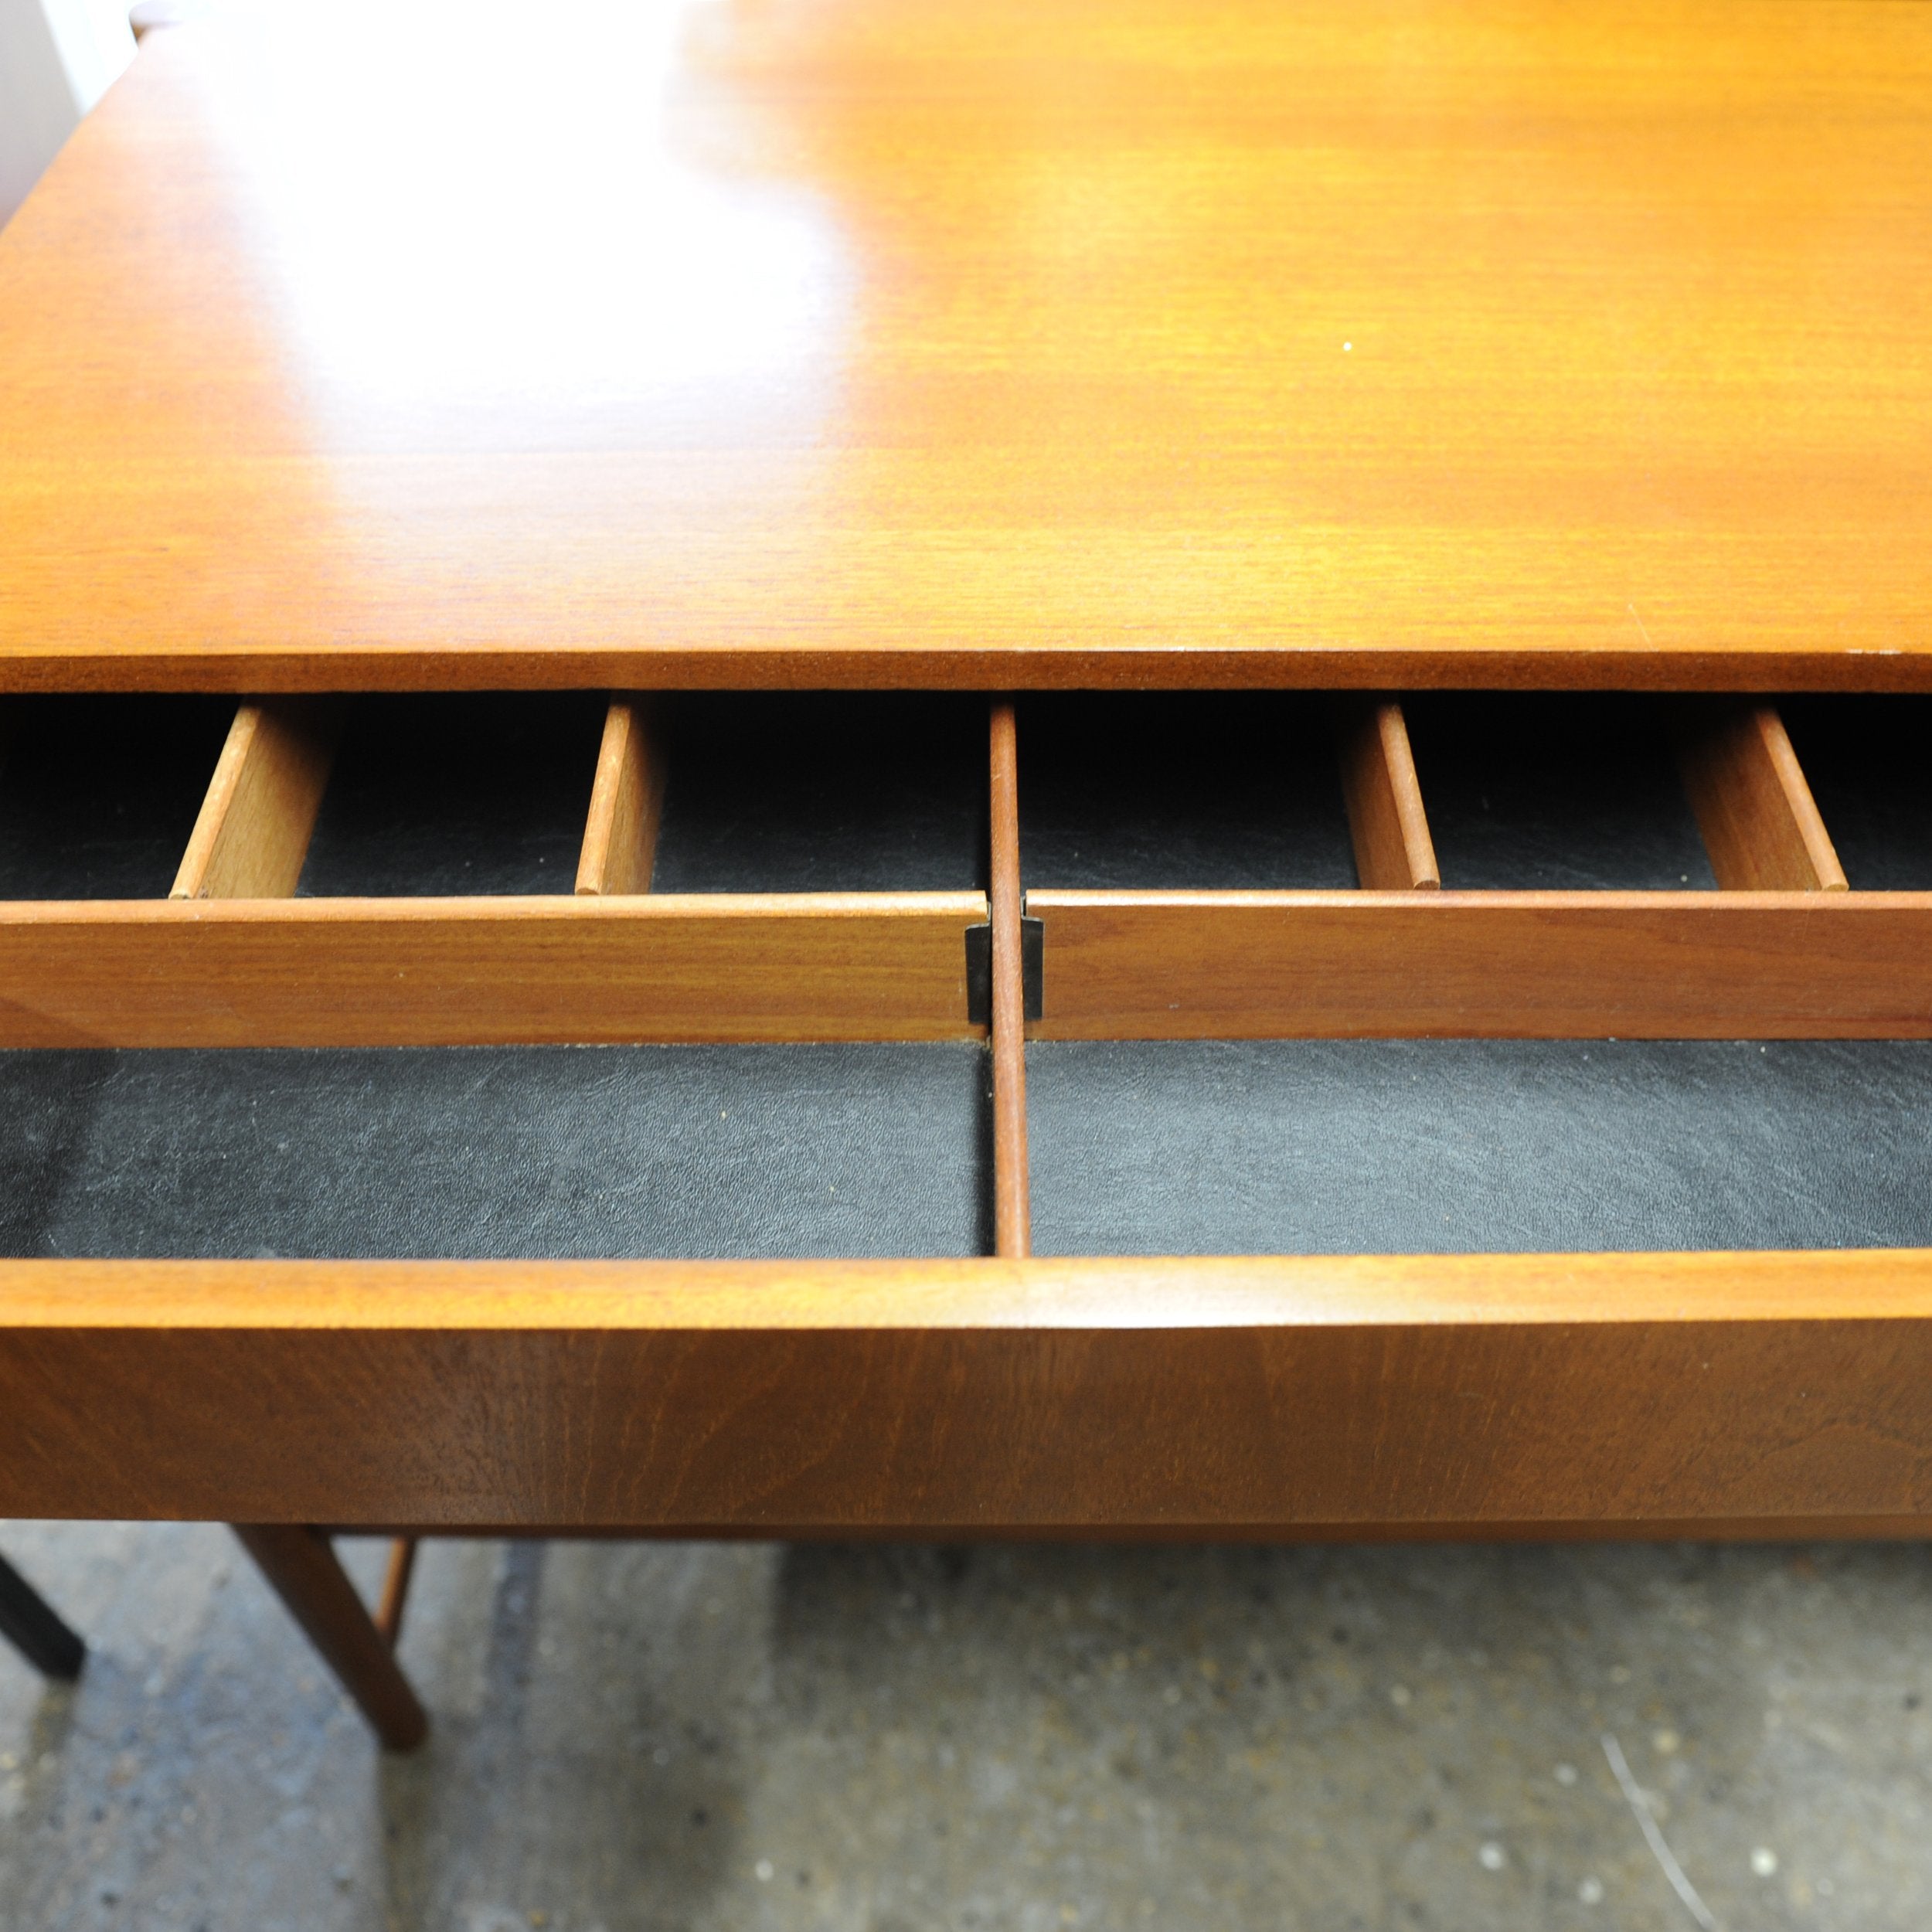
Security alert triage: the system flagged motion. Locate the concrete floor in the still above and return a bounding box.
[2,1527,1929,1930]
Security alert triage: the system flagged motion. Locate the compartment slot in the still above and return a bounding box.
[1672,699,1845,892]
[1332,696,1439,889]
[1781,697,1932,889]
[575,696,665,896]
[649,696,983,893]
[0,696,236,900]
[1019,696,1355,889]
[297,693,606,896]
[0,1044,988,1260]
[1029,1038,1932,1256]
[1406,694,1715,889]
[172,698,346,900]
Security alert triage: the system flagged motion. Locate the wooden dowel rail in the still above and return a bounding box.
[989,699,1031,1257]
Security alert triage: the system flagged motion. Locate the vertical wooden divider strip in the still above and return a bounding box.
[989,699,1032,1257]
[577,696,665,895]
[172,697,345,900]
[1332,696,1440,889]
[1674,700,1848,892]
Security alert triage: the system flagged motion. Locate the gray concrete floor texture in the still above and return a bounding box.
[3,1528,1930,1930]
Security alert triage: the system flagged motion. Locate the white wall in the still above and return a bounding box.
[1,0,134,226]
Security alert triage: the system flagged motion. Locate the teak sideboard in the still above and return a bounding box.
[2,0,1931,1747]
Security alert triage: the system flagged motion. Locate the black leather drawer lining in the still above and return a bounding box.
[5,1039,1927,1261]
[0,1045,989,1260]
[1029,1039,1932,1256]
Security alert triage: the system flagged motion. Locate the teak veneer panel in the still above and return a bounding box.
[2,0,1930,690]
[0,894,985,1045]
[1030,891,1932,1039]
[5,1253,1932,1529]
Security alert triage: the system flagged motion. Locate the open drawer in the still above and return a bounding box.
[2,685,1931,1744]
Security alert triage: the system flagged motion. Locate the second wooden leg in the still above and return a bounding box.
[0,1551,84,1680]
[232,1524,428,1750]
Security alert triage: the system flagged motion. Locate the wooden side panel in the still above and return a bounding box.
[576,696,665,896]
[5,1253,1932,1530]
[172,696,345,900]
[1332,696,1439,889]
[1030,890,1932,1039]
[1674,699,1847,891]
[0,894,985,1045]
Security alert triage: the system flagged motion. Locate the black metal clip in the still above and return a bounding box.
[965,916,1043,1026]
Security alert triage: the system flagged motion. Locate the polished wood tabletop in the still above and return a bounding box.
[1,0,1928,690]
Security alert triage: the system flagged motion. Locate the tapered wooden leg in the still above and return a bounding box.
[374,1536,419,1648]
[233,1525,428,1750]
[0,1551,84,1680]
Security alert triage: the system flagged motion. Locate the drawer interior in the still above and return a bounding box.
[3,1036,1925,1262]
[1403,693,1717,890]
[0,684,1929,1264]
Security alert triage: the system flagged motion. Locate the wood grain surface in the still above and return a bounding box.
[5,1253,1932,1529]
[1030,890,1932,1038]
[0,893,985,1044]
[2,0,1929,691]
